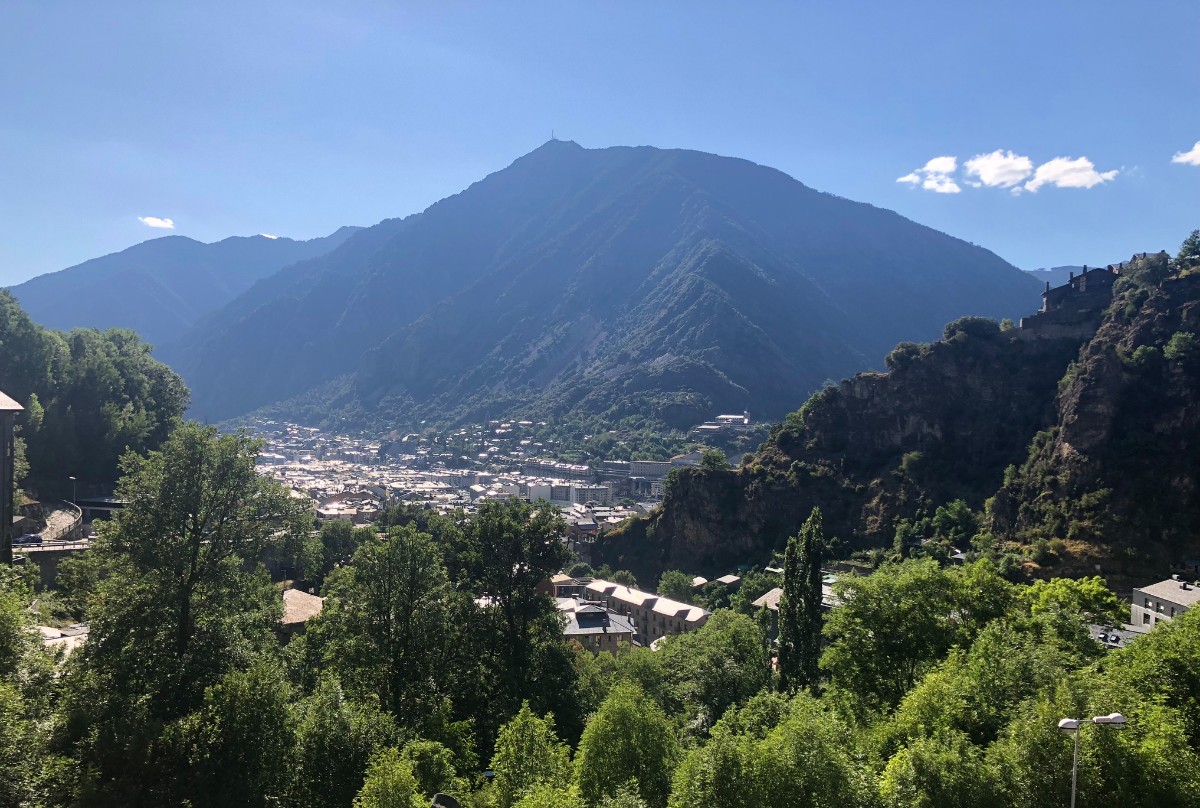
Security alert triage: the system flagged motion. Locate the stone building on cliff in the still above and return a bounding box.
[1019,264,1120,340]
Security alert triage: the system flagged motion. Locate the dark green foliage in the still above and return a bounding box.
[656,570,695,603]
[1165,331,1200,366]
[1177,228,1200,270]
[0,291,188,490]
[778,507,823,693]
[668,694,873,808]
[576,682,681,808]
[656,611,770,733]
[942,315,1002,342]
[314,525,462,727]
[699,448,730,471]
[490,704,573,808]
[290,677,397,808]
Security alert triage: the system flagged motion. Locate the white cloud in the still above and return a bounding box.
[897,156,960,193]
[922,155,957,175]
[137,216,175,229]
[259,233,279,239]
[1172,140,1200,166]
[964,149,1033,188]
[923,175,961,194]
[1024,157,1118,192]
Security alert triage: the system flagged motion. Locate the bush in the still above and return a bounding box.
[1164,332,1200,366]
[943,317,1001,342]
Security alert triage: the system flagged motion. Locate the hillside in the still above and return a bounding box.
[7,227,357,348]
[596,250,1200,584]
[163,140,1040,427]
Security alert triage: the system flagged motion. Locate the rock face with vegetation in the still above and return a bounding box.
[991,250,1200,577]
[162,140,1038,429]
[599,247,1200,583]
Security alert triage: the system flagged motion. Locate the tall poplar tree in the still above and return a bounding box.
[778,507,824,693]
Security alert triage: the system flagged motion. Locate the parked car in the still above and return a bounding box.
[13,533,43,545]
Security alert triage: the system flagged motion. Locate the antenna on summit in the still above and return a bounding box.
[551,129,556,141]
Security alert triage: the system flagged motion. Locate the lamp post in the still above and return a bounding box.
[1058,713,1126,808]
[68,475,76,503]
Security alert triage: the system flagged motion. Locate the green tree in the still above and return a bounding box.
[656,610,769,733]
[400,739,459,798]
[656,570,694,603]
[699,448,730,471]
[57,423,309,804]
[612,569,638,588]
[576,682,681,808]
[821,558,959,718]
[490,703,573,808]
[1164,331,1200,367]
[778,507,823,693]
[668,693,872,808]
[290,677,396,808]
[316,525,460,727]
[169,659,296,807]
[354,747,425,808]
[1177,228,1200,270]
[879,731,1002,808]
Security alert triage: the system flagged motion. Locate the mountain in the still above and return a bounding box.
[596,250,1200,586]
[7,227,359,348]
[164,140,1041,427]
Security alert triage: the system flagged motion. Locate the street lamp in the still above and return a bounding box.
[1058,712,1126,808]
[68,476,76,503]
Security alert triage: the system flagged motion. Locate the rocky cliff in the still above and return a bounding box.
[598,251,1200,584]
[991,252,1200,578]
[596,318,1084,581]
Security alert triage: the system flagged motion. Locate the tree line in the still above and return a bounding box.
[2,422,1199,806]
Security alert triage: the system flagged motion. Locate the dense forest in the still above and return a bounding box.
[0,290,188,497]
[4,422,1200,807]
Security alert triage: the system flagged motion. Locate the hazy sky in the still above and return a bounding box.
[2,2,1197,285]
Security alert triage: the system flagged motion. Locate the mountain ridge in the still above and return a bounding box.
[159,141,1040,427]
[8,227,358,348]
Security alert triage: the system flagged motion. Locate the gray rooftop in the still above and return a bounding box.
[1134,578,1200,607]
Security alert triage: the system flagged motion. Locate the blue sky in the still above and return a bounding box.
[1,1,1197,285]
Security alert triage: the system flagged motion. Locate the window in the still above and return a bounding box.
[1143,614,1151,625]
[1171,607,1177,617]
[1145,597,1151,607]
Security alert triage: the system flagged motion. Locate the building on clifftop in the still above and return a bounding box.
[1019,264,1120,340]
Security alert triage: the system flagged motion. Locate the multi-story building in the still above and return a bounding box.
[582,579,709,644]
[1131,575,1200,627]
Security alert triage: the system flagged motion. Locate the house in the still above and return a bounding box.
[280,588,325,638]
[557,599,636,654]
[1130,575,1200,627]
[582,579,709,644]
[751,577,842,643]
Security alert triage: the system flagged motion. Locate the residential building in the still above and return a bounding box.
[583,579,709,644]
[558,599,636,654]
[1130,575,1200,627]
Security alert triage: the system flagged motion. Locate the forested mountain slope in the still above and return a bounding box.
[8,227,357,348]
[163,140,1040,427]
